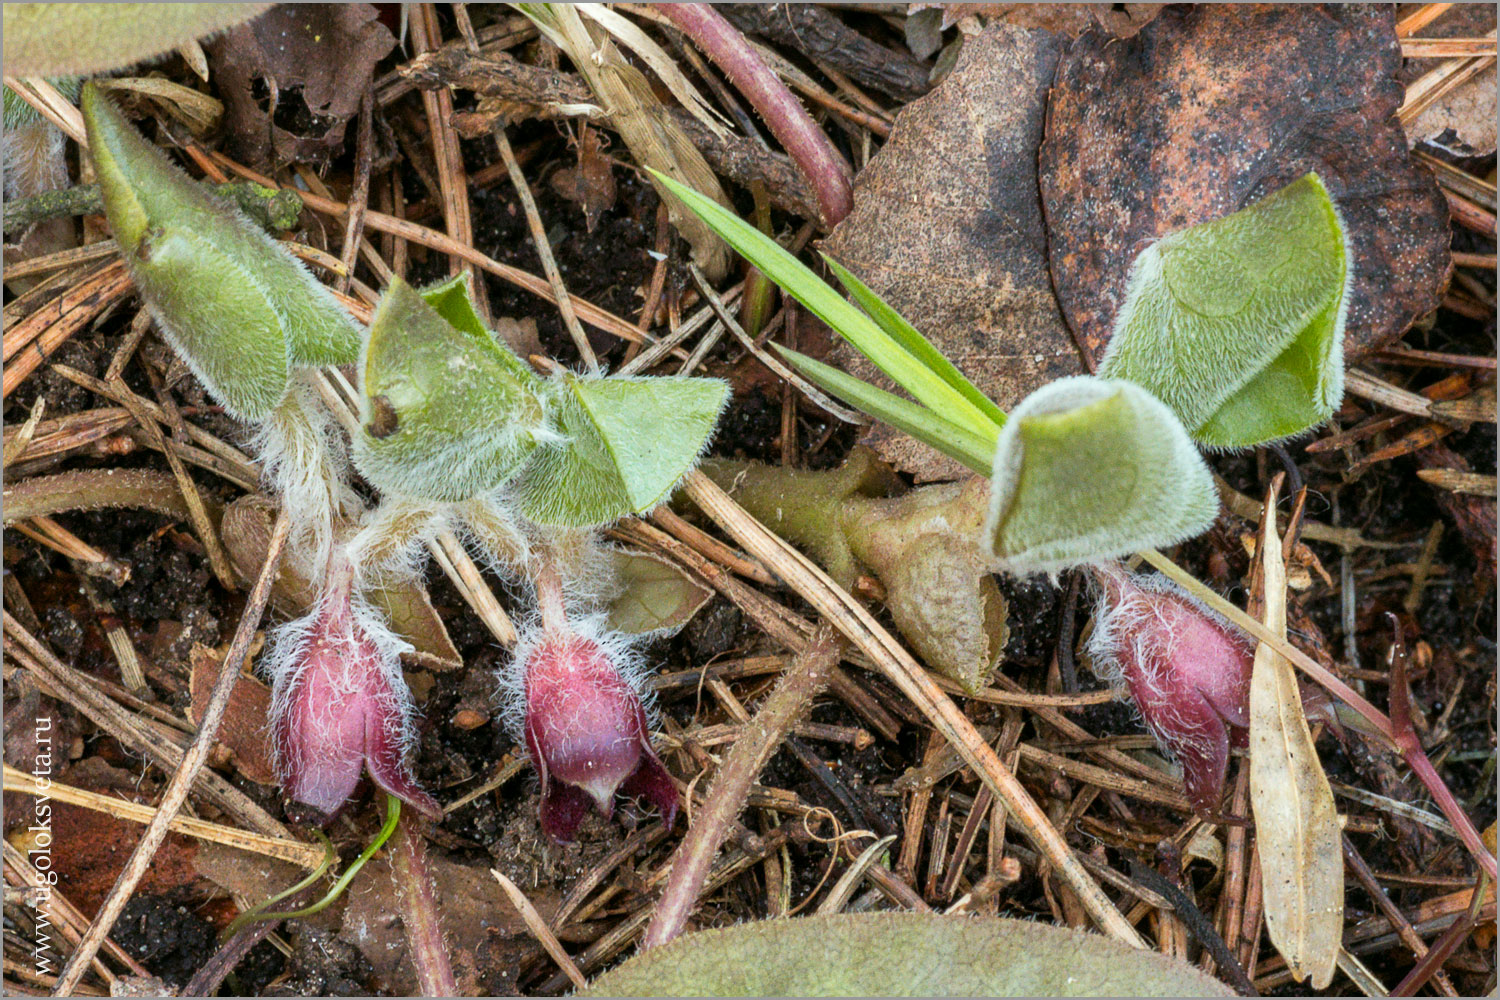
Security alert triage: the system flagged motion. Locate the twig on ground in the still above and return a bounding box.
[48,509,292,996]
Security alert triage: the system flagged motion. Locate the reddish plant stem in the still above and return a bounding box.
[1389,872,1490,996]
[1386,614,1498,881]
[532,549,568,634]
[656,2,853,227]
[391,813,458,998]
[642,626,842,949]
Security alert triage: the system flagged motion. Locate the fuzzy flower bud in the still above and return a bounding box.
[1086,564,1254,817]
[503,619,677,842]
[267,555,439,824]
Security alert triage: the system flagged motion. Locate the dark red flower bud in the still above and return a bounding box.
[269,558,439,824]
[508,623,677,842]
[1087,564,1254,816]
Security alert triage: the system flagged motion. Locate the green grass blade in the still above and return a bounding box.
[778,347,994,475]
[650,169,998,438]
[822,254,1006,432]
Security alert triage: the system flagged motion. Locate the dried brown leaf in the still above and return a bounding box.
[209,3,395,168]
[189,643,277,785]
[823,25,1084,481]
[607,548,713,636]
[914,3,1162,38]
[1041,4,1451,367]
[1248,494,1344,989]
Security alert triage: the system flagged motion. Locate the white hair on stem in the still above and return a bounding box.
[249,372,359,568]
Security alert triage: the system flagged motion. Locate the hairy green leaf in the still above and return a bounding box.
[82,82,361,417]
[653,169,999,440]
[354,277,549,502]
[581,913,1233,996]
[3,4,271,77]
[987,376,1218,575]
[1099,173,1348,448]
[514,374,728,527]
[779,347,995,474]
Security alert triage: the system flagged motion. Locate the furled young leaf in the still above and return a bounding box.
[3,4,271,76]
[1248,489,1343,988]
[986,376,1218,574]
[652,169,1000,442]
[514,374,728,527]
[353,276,550,503]
[580,913,1234,996]
[606,549,713,636]
[82,82,361,417]
[1098,173,1348,448]
[700,452,1007,691]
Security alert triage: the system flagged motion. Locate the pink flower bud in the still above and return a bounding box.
[1087,565,1254,817]
[268,558,440,824]
[505,622,677,842]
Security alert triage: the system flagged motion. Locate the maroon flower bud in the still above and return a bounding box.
[505,621,678,842]
[1087,564,1254,817]
[268,557,440,824]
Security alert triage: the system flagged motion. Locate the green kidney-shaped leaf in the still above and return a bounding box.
[82,82,361,416]
[1098,172,1348,449]
[581,913,1234,997]
[987,376,1218,575]
[606,549,713,636]
[514,374,728,527]
[4,4,272,76]
[353,277,549,502]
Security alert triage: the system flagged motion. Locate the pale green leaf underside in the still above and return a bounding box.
[650,168,998,438]
[1099,172,1347,449]
[419,273,541,386]
[82,82,361,401]
[580,913,1233,997]
[516,374,728,527]
[986,377,1219,575]
[132,227,288,420]
[779,347,995,475]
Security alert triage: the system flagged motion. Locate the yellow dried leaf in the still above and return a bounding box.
[1248,499,1343,988]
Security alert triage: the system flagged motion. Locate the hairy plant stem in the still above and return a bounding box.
[391,812,458,997]
[656,2,853,227]
[643,625,842,950]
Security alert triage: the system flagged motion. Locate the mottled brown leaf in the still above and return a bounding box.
[823,25,1085,481]
[189,643,277,785]
[1040,4,1451,367]
[209,3,394,168]
[339,852,541,997]
[914,3,1162,38]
